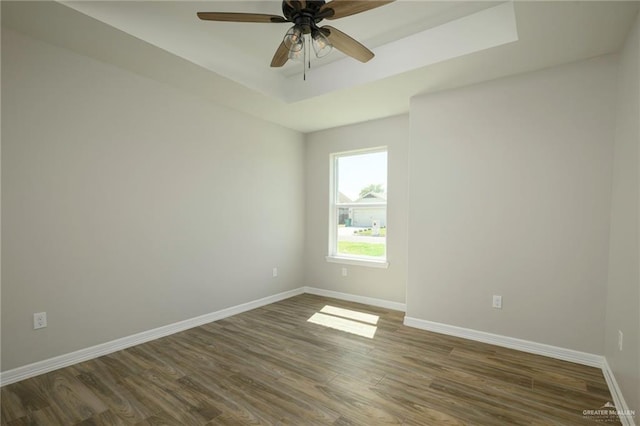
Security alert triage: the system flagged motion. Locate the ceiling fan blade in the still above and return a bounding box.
[320,0,395,20]
[285,0,307,10]
[322,25,374,63]
[271,41,290,67]
[197,12,288,23]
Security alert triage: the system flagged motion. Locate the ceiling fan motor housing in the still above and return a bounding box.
[283,0,328,34]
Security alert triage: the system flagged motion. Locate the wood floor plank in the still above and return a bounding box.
[133,410,180,426]
[75,409,127,426]
[25,370,108,425]
[28,406,68,425]
[0,387,29,424]
[177,375,267,425]
[377,373,518,425]
[182,372,282,424]
[75,371,152,424]
[0,294,620,425]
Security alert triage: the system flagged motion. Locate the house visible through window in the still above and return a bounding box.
[329,148,387,264]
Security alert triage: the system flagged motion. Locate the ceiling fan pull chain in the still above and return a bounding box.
[303,38,307,81]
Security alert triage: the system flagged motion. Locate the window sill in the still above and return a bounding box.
[325,256,389,269]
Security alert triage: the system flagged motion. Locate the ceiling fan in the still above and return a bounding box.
[197,0,395,69]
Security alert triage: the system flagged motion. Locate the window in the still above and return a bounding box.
[328,148,388,267]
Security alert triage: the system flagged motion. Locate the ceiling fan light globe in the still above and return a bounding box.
[284,26,304,52]
[288,48,304,62]
[312,30,332,58]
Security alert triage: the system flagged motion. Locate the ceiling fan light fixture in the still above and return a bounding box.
[312,30,332,58]
[288,47,304,62]
[284,25,304,52]
[197,0,393,70]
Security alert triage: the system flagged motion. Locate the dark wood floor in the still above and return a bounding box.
[1,294,618,425]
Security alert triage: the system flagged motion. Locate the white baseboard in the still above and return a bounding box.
[0,287,403,386]
[403,316,605,368]
[602,358,637,426]
[405,317,639,424]
[303,286,406,312]
[7,286,632,426]
[0,287,305,387]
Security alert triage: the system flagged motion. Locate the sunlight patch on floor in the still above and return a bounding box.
[307,309,378,339]
[320,305,379,325]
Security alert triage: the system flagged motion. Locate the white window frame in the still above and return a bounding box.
[326,147,389,268]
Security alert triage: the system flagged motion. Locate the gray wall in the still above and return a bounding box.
[1,28,305,371]
[407,56,617,355]
[305,115,409,304]
[605,13,640,413]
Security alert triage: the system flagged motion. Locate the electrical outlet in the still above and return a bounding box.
[492,295,502,309]
[618,330,623,351]
[33,312,47,329]
[341,267,348,277]
[272,267,278,278]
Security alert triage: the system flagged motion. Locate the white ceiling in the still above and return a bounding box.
[60,0,517,101]
[3,1,639,132]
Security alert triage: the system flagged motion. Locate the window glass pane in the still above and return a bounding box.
[336,151,387,203]
[334,150,387,259]
[337,210,386,258]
